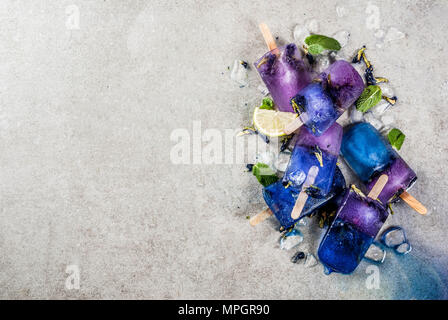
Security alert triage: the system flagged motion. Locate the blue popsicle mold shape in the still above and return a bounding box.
[341,122,395,182]
[263,166,346,229]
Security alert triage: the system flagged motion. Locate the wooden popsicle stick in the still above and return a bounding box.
[291,166,319,220]
[283,117,303,135]
[259,23,278,52]
[367,174,389,199]
[249,208,273,226]
[400,191,427,215]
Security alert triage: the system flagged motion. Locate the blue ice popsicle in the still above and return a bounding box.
[263,166,346,229]
[318,186,389,274]
[341,122,417,204]
[283,122,343,197]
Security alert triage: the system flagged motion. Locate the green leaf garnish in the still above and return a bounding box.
[387,128,406,151]
[252,162,278,187]
[259,97,274,110]
[356,85,382,113]
[304,35,341,55]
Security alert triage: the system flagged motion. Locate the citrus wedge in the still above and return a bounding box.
[253,107,298,137]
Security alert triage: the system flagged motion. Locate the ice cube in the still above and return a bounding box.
[256,151,276,170]
[381,115,395,127]
[230,60,248,87]
[293,25,310,44]
[257,84,269,96]
[304,253,318,268]
[336,6,347,17]
[370,100,392,117]
[314,55,331,73]
[364,242,386,263]
[349,105,364,123]
[384,27,406,43]
[306,19,320,34]
[288,170,306,186]
[280,229,304,250]
[381,226,407,248]
[374,29,385,39]
[332,30,350,48]
[364,112,384,131]
[274,150,291,173]
[395,242,412,255]
[379,83,395,97]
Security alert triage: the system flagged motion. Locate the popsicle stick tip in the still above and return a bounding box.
[290,166,320,220]
[259,23,278,52]
[367,174,388,200]
[283,117,302,135]
[400,191,427,215]
[249,208,273,226]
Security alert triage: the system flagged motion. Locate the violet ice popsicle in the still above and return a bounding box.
[254,43,312,113]
[318,182,389,274]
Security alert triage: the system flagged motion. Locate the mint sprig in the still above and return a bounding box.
[259,97,274,110]
[304,35,341,55]
[356,85,382,113]
[388,128,406,151]
[252,162,278,187]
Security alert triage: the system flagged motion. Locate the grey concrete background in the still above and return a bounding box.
[0,0,447,299]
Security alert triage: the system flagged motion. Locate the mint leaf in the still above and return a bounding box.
[356,85,382,112]
[259,97,274,110]
[388,128,406,151]
[252,162,278,187]
[304,35,341,55]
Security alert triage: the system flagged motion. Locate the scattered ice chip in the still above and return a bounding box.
[364,242,386,263]
[257,84,269,96]
[381,115,395,127]
[332,30,350,48]
[293,25,310,44]
[336,6,347,17]
[330,51,349,61]
[306,19,320,34]
[349,105,364,123]
[379,83,395,97]
[364,112,384,131]
[395,242,412,255]
[381,226,407,248]
[280,229,304,250]
[291,251,306,263]
[289,170,306,186]
[256,151,276,170]
[230,60,249,87]
[384,27,406,43]
[304,253,318,268]
[374,29,385,38]
[440,80,448,98]
[314,55,331,73]
[295,217,308,227]
[274,150,291,173]
[370,100,392,117]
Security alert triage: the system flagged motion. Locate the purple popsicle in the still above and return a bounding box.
[341,123,422,212]
[254,44,312,113]
[318,60,364,112]
[366,157,417,204]
[283,122,342,197]
[285,60,364,136]
[318,184,389,274]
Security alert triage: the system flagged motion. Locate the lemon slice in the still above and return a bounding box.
[253,107,298,137]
